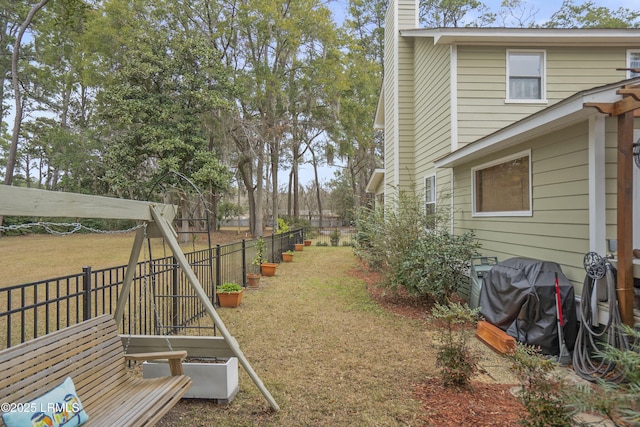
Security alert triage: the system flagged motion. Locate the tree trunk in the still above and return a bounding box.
[5,0,50,186]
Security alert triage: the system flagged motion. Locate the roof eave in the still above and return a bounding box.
[434,81,638,168]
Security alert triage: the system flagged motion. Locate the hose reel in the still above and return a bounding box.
[574,252,629,382]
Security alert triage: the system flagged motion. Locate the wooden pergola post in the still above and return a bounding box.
[616,111,636,326]
[586,84,640,326]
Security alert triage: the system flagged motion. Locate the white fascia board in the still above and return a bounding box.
[400,28,640,46]
[434,81,637,168]
[374,84,385,130]
[365,169,385,194]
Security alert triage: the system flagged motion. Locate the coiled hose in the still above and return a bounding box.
[573,252,629,382]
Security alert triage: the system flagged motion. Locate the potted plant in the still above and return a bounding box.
[261,261,278,276]
[294,243,304,251]
[247,237,266,288]
[282,250,294,262]
[304,239,312,246]
[216,282,243,308]
[330,229,341,246]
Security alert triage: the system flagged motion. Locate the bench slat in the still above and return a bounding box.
[0,315,192,427]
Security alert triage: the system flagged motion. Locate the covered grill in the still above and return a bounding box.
[478,257,578,356]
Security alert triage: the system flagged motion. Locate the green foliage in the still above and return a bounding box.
[252,237,266,267]
[217,282,242,293]
[400,229,480,304]
[329,228,341,244]
[354,185,480,303]
[570,325,640,425]
[508,344,574,427]
[545,0,640,28]
[276,218,290,234]
[431,302,480,388]
[217,201,243,230]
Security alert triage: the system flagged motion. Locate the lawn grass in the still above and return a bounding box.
[156,245,484,426]
[1,234,514,425]
[0,233,206,287]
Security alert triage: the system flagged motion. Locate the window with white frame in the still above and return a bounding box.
[473,151,532,216]
[425,175,436,226]
[507,50,545,101]
[628,49,640,78]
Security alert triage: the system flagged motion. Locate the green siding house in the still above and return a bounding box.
[373,0,640,324]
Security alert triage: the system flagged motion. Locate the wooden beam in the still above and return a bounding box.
[616,88,640,101]
[114,226,146,326]
[149,205,280,411]
[121,335,236,359]
[0,185,176,222]
[584,96,640,116]
[616,111,636,327]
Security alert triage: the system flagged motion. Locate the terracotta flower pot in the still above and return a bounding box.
[246,273,261,289]
[217,289,243,308]
[304,240,312,246]
[282,252,293,262]
[294,243,304,251]
[261,262,278,276]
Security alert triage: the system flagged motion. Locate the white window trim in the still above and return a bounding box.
[505,50,547,104]
[425,174,436,215]
[471,149,533,217]
[627,49,640,78]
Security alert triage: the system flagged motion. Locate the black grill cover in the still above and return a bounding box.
[478,257,578,355]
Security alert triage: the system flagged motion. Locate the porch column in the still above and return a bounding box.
[616,110,635,326]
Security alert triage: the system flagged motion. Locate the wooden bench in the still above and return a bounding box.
[0,315,192,426]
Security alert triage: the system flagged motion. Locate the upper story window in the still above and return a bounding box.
[628,49,640,78]
[472,151,532,217]
[425,175,436,227]
[506,50,546,102]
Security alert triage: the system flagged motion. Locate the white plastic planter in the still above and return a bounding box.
[143,357,239,401]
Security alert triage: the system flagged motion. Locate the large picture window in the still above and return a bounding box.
[507,50,545,101]
[473,152,531,216]
[628,49,640,78]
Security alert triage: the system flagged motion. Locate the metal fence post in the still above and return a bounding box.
[215,245,221,290]
[242,240,247,286]
[172,255,179,334]
[82,266,92,321]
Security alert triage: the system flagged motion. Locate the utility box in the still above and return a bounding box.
[469,256,498,309]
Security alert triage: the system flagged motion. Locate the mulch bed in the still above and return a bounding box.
[348,260,524,426]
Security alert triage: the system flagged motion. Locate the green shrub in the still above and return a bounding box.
[570,324,640,425]
[508,344,574,427]
[217,282,243,293]
[431,302,480,388]
[354,185,480,303]
[276,217,290,234]
[399,229,480,303]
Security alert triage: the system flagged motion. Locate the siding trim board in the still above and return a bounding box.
[450,45,459,151]
[588,115,607,255]
[401,28,640,47]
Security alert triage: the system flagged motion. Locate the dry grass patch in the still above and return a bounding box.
[159,246,440,426]
[0,233,212,287]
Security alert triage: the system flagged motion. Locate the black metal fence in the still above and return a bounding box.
[0,228,306,350]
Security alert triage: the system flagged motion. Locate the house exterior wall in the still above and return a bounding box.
[456,46,630,146]
[383,3,397,194]
[453,122,592,290]
[413,39,452,199]
[384,0,418,196]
